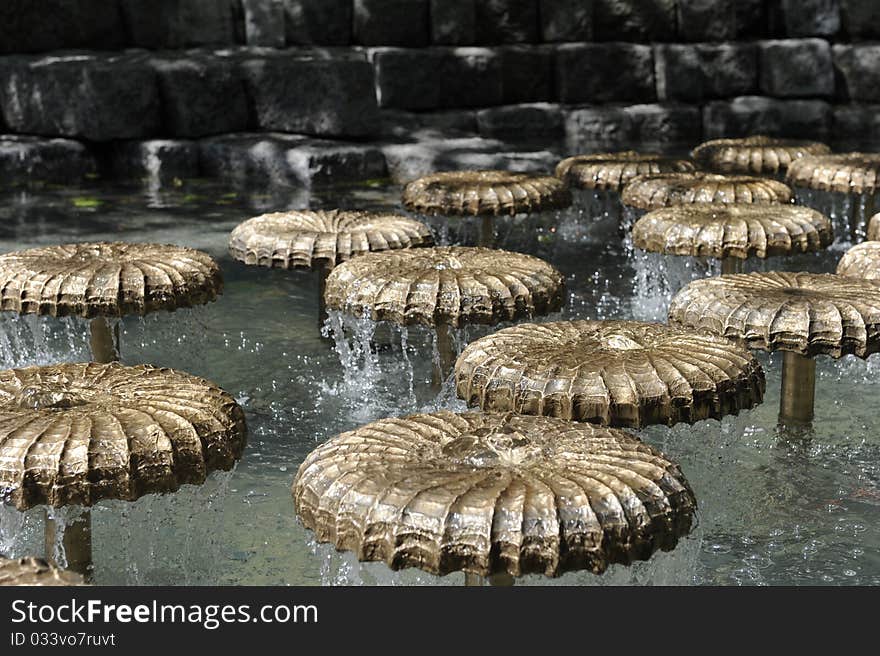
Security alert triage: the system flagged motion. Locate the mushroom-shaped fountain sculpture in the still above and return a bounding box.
[836,241,880,281]
[0,242,222,364]
[401,170,571,250]
[785,153,880,243]
[631,204,832,320]
[867,212,880,241]
[0,555,84,586]
[691,136,830,177]
[454,320,764,429]
[0,362,247,581]
[668,272,880,427]
[324,246,564,391]
[554,151,694,241]
[229,210,433,328]
[620,172,793,252]
[293,411,697,585]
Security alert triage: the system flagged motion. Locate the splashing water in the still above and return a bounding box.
[794,188,877,246]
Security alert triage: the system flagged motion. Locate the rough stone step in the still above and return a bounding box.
[0,135,97,184]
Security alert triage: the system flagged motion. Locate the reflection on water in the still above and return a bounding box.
[0,179,878,586]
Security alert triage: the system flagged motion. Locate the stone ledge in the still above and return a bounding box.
[0,135,97,184]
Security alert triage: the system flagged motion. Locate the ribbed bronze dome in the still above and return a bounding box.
[293,411,697,578]
[228,210,433,270]
[0,362,247,510]
[785,153,880,194]
[837,242,880,281]
[692,136,830,175]
[0,556,84,586]
[323,246,564,328]
[633,204,832,259]
[555,151,695,192]
[668,272,880,358]
[455,320,764,428]
[0,242,222,318]
[402,170,571,216]
[621,172,793,210]
[866,213,880,241]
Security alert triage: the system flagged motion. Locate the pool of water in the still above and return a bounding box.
[0,177,878,586]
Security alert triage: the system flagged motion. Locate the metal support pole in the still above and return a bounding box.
[720,257,744,275]
[89,317,119,363]
[778,351,816,427]
[45,509,93,583]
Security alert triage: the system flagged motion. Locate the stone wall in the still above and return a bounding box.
[1,0,879,187]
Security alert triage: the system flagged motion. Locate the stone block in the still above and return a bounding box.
[353,0,430,47]
[0,136,96,184]
[371,47,503,110]
[759,39,834,98]
[474,0,540,44]
[563,105,637,151]
[242,0,286,47]
[475,103,564,141]
[0,54,160,141]
[654,43,757,101]
[104,140,200,183]
[676,0,737,41]
[119,0,240,49]
[593,0,677,41]
[241,54,380,138]
[283,0,352,45]
[833,44,880,102]
[430,0,476,44]
[199,133,388,187]
[151,55,251,137]
[624,103,702,147]
[832,104,880,147]
[539,0,593,42]
[779,0,841,37]
[736,0,771,38]
[556,43,654,104]
[500,45,555,104]
[840,0,880,39]
[0,0,125,53]
[702,96,832,139]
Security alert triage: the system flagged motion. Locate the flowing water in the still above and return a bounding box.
[0,177,879,586]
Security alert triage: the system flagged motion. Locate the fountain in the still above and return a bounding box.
[292,411,697,586]
[630,204,832,320]
[401,170,571,253]
[668,271,880,429]
[837,241,880,280]
[554,151,694,243]
[0,555,84,586]
[322,246,564,406]
[0,362,247,581]
[228,209,433,328]
[786,153,880,244]
[0,242,223,365]
[691,136,830,178]
[454,320,764,428]
[620,172,793,255]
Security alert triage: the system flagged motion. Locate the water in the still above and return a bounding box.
[0,178,878,586]
[792,188,878,246]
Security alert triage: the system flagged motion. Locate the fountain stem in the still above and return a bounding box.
[779,351,816,427]
[89,317,119,363]
[478,215,494,248]
[431,322,456,391]
[465,571,516,586]
[720,257,743,275]
[45,508,93,583]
